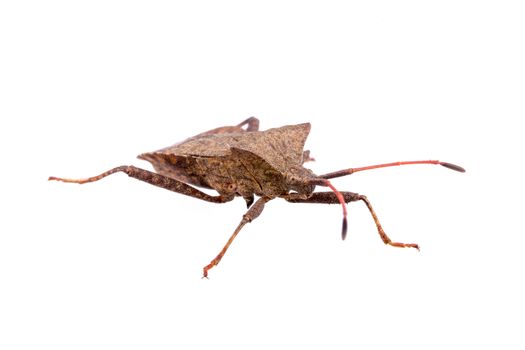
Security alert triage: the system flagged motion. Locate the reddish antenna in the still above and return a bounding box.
[320,160,465,180]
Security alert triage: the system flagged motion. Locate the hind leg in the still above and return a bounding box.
[236,116,259,131]
[49,166,234,203]
[192,117,260,138]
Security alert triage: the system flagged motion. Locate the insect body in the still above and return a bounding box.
[49,117,465,277]
[137,121,317,207]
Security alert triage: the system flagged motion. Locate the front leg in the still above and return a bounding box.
[49,166,234,203]
[285,191,419,250]
[285,191,361,204]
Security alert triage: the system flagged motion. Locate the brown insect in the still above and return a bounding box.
[49,117,465,277]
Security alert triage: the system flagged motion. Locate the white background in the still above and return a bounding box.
[1,1,524,349]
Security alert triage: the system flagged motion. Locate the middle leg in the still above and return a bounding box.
[203,196,270,278]
[285,192,419,250]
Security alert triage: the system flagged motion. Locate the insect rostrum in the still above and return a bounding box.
[49,117,465,278]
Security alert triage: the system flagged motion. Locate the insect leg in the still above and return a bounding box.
[49,166,233,203]
[286,192,419,250]
[190,117,260,138]
[302,150,315,163]
[357,195,419,250]
[319,160,465,180]
[203,196,269,278]
[237,116,259,131]
[285,191,361,204]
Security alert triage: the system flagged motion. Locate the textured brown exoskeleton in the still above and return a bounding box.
[49,117,465,277]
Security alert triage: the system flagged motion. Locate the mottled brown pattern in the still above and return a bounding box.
[138,121,316,204]
[143,123,311,173]
[49,117,464,277]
